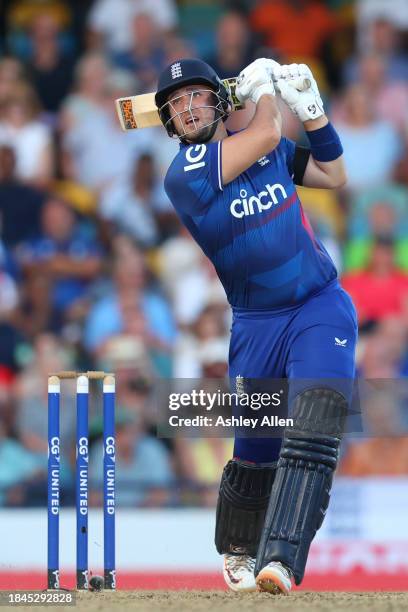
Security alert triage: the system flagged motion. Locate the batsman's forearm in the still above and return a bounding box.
[312,155,347,187]
[304,119,347,188]
[303,115,329,131]
[249,95,282,140]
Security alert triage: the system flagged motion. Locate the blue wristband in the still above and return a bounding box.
[306,122,343,162]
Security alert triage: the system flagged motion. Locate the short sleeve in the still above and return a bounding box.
[164,141,223,216]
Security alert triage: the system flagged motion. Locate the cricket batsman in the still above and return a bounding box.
[155,57,357,594]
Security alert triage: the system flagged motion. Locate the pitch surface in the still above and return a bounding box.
[5,591,407,612]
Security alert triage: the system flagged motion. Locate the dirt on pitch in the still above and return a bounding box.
[11,591,408,612]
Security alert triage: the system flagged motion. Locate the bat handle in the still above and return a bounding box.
[274,77,311,93]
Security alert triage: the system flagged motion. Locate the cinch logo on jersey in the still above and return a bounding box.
[230,184,288,219]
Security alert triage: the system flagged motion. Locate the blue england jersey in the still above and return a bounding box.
[164,135,337,310]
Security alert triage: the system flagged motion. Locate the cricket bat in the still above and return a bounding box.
[115,76,311,131]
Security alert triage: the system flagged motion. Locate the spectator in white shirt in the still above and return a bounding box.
[87,0,178,54]
[0,82,53,187]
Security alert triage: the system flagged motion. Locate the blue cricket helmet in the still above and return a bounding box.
[155,58,230,139]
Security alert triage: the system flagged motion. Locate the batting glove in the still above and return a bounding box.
[236,61,275,105]
[252,57,282,78]
[275,63,324,123]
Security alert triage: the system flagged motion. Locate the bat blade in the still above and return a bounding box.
[115,78,243,132]
[115,76,311,131]
[115,93,161,131]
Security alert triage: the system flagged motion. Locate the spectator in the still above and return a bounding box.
[250,0,336,62]
[174,305,229,378]
[335,52,408,131]
[206,11,255,80]
[339,391,408,476]
[0,82,54,186]
[347,185,408,240]
[357,0,408,33]
[89,411,174,507]
[174,436,233,507]
[83,241,175,360]
[60,52,151,190]
[345,16,408,83]
[0,57,26,105]
[335,83,403,190]
[25,12,76,114]
[12,270,51,340]
[0,421,44,506]
[113,13,166,92]
[87,0,178,55]
[163,34,195,65]
[342,236,408,324]
[344,186,408,272]
[14,332,76,456]
[13,332,75,500]
[0,145,45,248]
[6,0,71,35]
[158,229,227,328]
[0,320,24,377]
[16,197,103,328]
[98,344,153,412]
[0,243,18,317]
[100,153,160,249]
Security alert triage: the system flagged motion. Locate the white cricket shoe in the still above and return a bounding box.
[256,561,293,595]
[223,554,256,592]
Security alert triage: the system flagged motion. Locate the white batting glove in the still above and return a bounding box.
[275,63,324,122]
[236,61,275,105]
[252,57,282,78]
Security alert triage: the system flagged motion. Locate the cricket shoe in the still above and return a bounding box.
[256,561,293,595]
[223,554,256,592]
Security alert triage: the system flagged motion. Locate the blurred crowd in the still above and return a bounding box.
[0,0,407,508]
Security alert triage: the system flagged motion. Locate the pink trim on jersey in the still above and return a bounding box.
[300,204,317,245]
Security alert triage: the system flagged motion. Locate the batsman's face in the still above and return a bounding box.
[167,84,218,142]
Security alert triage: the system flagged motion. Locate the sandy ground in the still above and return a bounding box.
[3,591,408,612]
